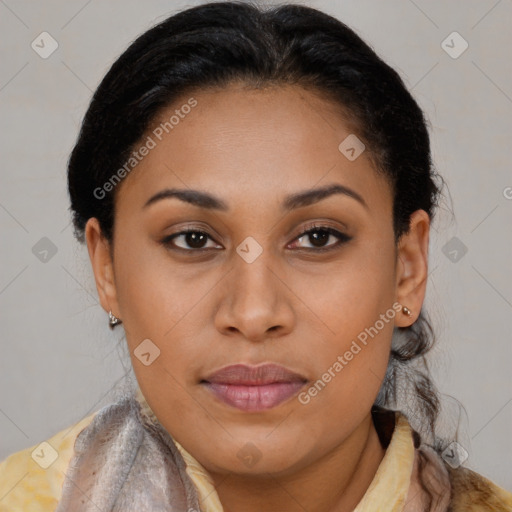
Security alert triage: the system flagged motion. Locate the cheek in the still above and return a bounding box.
[288,241,396,421]
[290,315,393,458]
[111,239,208,404]
[293,238,397,345]
[112,234,200,340]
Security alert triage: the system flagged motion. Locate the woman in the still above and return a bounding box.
[1,1,510,511]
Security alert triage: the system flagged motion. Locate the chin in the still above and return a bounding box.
[198,433,312,478]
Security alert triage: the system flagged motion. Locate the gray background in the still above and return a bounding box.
[1,0,511,490]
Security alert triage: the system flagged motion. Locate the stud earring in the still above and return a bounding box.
[108,310,122,329]
[401,305,412,317]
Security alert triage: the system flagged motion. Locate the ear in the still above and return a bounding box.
[85,218,121,320]
[394,209,430,327]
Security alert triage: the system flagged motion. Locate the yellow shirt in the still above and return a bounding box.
[1,402,511,511]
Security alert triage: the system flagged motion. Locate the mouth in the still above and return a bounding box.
[201,363,308,412]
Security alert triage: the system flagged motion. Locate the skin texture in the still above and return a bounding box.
[85,82,430,512]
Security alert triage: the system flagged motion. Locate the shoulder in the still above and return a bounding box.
[392,407,512,512]
[447,464,512,511]
[0,412,97,512]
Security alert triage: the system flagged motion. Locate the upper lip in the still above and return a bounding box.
[202,363,308,386]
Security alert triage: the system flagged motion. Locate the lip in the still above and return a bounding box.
[201,363,308,412]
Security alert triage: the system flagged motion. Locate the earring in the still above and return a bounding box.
[108,310,122,329]
[401,305,412,317]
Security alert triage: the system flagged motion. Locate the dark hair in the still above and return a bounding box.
[67,0,448,460]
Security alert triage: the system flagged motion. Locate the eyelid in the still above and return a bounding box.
[295,221,347,238]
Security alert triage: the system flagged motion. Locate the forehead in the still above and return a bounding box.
[115,83,392,215]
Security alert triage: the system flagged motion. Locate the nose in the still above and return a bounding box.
[214,247,295,343]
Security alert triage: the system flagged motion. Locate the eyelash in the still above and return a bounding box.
[160,223,352,254]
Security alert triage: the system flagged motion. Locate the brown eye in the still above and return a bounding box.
[161,230,222,251]
[289,225,352,251]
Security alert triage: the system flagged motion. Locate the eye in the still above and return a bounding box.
[161,229,222,251]
[288,223,352,251]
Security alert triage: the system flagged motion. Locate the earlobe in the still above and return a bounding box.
[84,218,120,319]
[395,209,430,327]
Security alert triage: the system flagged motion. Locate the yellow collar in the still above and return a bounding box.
[172,412,414,512]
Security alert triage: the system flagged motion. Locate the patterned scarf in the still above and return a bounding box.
[55,394,201,511]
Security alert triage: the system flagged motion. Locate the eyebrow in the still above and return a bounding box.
[142,183,368,211]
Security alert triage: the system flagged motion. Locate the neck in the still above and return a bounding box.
[209,412,387,512]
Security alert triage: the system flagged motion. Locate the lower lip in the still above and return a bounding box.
[203,381,306,411]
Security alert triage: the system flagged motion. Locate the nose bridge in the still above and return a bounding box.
[216,234,294,340]
[232,234,280,303]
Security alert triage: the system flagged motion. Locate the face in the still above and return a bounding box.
[86,82,429,478]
